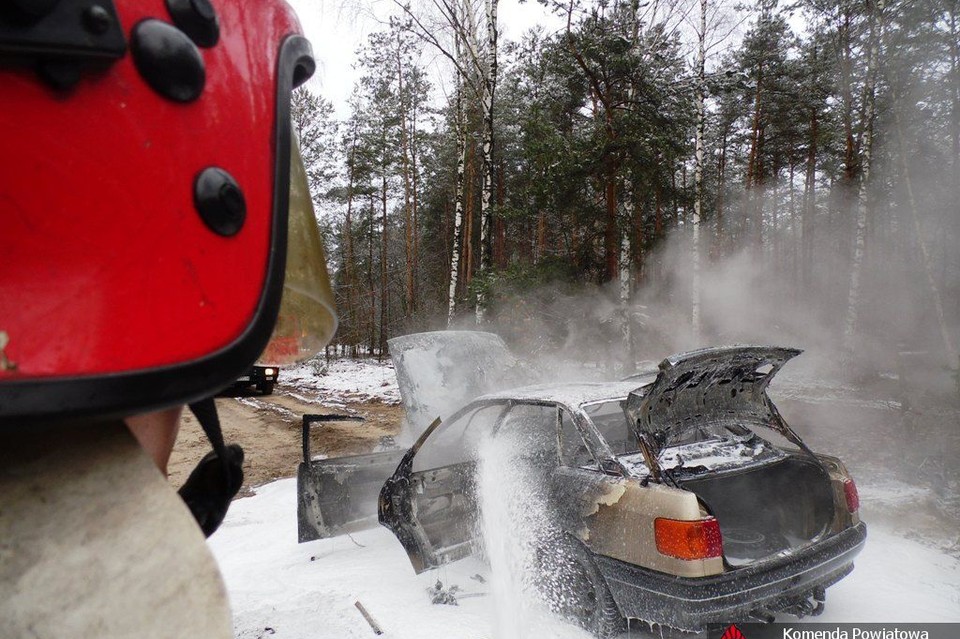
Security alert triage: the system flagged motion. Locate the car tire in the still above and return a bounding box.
[548,538,625,638]
[258,382,274,395]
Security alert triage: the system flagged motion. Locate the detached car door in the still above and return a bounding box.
[379,401,509,572]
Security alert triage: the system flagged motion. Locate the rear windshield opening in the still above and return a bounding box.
[582,400,638,455]
[583,399,758,455]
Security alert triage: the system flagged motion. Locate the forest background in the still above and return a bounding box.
[291,0,960,382]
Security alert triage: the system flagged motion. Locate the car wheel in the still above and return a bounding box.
[258,382,274,395]
[549,539,624,638]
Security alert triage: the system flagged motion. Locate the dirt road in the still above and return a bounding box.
[168,384,403,496]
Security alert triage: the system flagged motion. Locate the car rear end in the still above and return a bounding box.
[605,443,865,630]
[596,519,865,630]
[586,346,867,630]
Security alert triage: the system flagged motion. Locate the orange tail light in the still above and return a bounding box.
[654,517,724,560]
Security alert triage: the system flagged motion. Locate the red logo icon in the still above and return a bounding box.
[721,625,746,639]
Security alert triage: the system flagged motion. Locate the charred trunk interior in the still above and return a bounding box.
[681,455,835,567]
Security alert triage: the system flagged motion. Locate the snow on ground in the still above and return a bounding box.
[817,478,960,622]
[211,478,589,639]
[282,357,401,407]
[210,477,960,639]
[818,525,960,623]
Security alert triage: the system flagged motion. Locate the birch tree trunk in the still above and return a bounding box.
[716,129,727,256]
[411,89,420,315]
[619,221,632,369]
[446,25,467,325]
[771,161,780,267]
[618,0,642,352]
[343,125,358,345]
[476,0,499,324]
[465,150,475,285]
[745,61,765,246]
[691,0,707,342]
[368,196,376,355]
[802,92,818,292]
[379,172,388,360]
[789,161,797,289]
[842,0,884,359]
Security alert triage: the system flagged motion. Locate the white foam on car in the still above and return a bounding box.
[476,433,587,639]
[619,438,786,479]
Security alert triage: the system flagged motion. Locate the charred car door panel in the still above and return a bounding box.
[379,402,509,572]
[298,449,408,542]
[408,464,479,565]
[297,414,408,542]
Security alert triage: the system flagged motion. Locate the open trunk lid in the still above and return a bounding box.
[623,346,808,463]
[619,347,844,569]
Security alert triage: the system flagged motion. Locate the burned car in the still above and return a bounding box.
[378,342,865,634]
[298,334,866,635]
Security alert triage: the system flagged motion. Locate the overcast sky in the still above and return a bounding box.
[285,0,563,116]
[282,0,794,119]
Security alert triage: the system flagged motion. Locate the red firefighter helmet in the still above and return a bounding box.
[0,0,336,422]
[0,2,336,635]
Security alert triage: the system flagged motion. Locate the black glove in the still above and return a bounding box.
[178,443,244,537]
[179,397,244,537]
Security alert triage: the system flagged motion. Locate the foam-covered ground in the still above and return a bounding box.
[211,477,960,639]
[211,358,959,637]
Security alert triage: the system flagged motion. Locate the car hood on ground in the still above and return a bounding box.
[623,345,803,459]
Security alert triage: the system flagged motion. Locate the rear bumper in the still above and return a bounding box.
[594,522,867,630]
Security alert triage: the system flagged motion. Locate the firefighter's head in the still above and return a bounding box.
[0,0,336,425]
[0,3,336,633]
